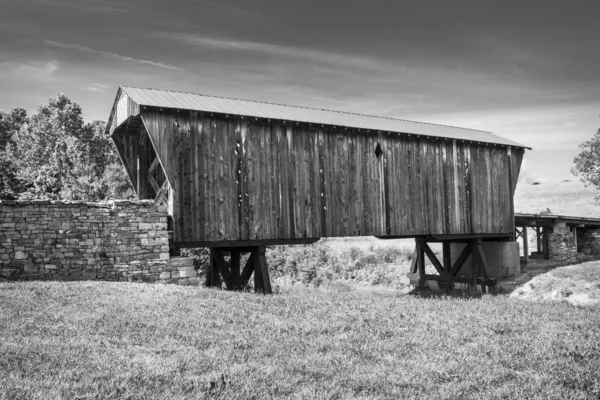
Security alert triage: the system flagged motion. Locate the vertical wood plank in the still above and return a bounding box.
[327,128,336,236]
[235,119,243,240]
[485,146,493,234]
[358,131,366,236]
[183,116,193,241]
[136,131,148,199]
[452,140,462,234]
[364,132,373,235]
[272,122,283,238]
[314,127,322,237]
[287,125,296,238]
[318,127,327,237]
[341,131,350,236]
[190,112,199,241]
[507,147,515,233]
[523,226,529,265]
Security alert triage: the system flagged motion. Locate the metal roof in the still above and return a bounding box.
[515,213,600,227]
[120,86,529,148]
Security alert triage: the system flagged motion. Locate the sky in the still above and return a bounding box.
[1,0,598,183]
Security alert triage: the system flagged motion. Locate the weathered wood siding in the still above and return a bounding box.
[139,108,524,243]
[109,89,141,193]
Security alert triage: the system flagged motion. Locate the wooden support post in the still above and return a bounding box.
[412,239,497,293]
[442,242,451,274]
[205,259,212,287]
[535,227,542,253]
[523,226,529,266]
[410,246,418,274]
[137,132,149,199]
[442,241,452,291]
[417,243,425,276]
[209,248,220,287]
[450,242,473,277]
[230,251,241,290]
[205,247,270,293]
[251,246,272,294]
[417,238,444,275]
[415,241,426,287]
[212,250,232,290]
[543,227,550,260]
[257,246,272,294]
[474,239,490,280]
[253,248,263,292]
[241,252,255,288]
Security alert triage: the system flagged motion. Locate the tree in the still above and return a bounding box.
[0,108,28,199]
[0,107,27,149]
[5,93,133,201]
[572,128,600,195]
[63,120,134,200]
[8,94,86,199]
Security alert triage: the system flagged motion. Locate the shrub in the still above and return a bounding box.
[267,241,417,287]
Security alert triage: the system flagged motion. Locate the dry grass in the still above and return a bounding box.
[1,281,600,399]
[514,179,600,217]
[510,261,600,306]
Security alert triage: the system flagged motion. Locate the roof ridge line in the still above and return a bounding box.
[120,86,493,134]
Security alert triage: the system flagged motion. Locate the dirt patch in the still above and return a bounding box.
[509,261,600,306]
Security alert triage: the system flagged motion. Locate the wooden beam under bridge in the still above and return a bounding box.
[206,246,272,294]
[411,237,496,293]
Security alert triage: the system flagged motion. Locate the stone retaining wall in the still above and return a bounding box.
[577,228,600,255]
[0,200,197,285]
[547,224,577,264]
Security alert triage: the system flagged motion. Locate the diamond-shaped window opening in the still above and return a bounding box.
[374,142,383,160]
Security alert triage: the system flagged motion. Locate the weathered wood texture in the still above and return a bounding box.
[123,107,525,244]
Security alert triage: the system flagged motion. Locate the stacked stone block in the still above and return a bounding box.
[547,224,577,264]
[0,200,197,285]
[160,257,199,286]
[577,228,600,255]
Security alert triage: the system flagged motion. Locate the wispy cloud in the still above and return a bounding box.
[163,34,394,72]
[33,0,130,14]
[1,60,60,81]
[79,83,109,93]
[44,40,183,71]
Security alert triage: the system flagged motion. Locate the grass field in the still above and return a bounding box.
[2,281,600,399]
[514,179,600,217]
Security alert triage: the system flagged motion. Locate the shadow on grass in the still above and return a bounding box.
[406,286,485,299]
[405,258,596,299]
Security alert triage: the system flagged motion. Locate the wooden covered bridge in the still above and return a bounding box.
[106,87,529,293]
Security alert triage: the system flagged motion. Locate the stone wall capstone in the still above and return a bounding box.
[0,200,197,285]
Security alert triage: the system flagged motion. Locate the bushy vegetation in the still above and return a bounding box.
[573,128,600,198]
[1,281,599,399]
[0,94,132,201]
[268,241,415,287]
[181,240,423,290]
